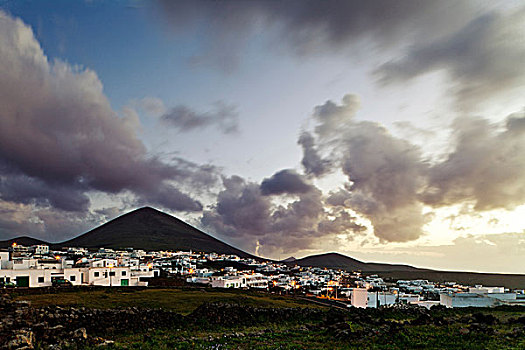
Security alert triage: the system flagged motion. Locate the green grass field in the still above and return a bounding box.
[14,288,317,314]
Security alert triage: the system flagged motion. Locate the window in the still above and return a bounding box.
[70,275,76,282]
[109,271,116,277]
[94,271,100,277]
[38,277,44,283]
[121,270,127,276]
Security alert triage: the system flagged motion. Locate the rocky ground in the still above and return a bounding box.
[1,291,525,349]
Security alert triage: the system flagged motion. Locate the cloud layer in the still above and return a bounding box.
[201,175,365,257]
[422,112,525,211]
[0,11,216,238]
[1,4,524,265]
[161,101,239,134]
[202,93,525,254]
[158,0,474,56]
[301,94,525,244]
[377,9,525,109]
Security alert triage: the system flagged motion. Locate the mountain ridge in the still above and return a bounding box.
[59,207,256,258]
[292,252,424,272]
[0,207,255,258]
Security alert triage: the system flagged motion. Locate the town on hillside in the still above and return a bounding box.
[1,242,524,309]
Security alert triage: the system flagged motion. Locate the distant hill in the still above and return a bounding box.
[0,236,48,249]
[281,256,296,263]
[378,270,525,290]
[293,252,423,272]
[58,207,255,258]
[292,252,525,289]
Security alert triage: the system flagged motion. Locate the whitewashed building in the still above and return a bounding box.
[440,291,517,308]
[350,288,368,308]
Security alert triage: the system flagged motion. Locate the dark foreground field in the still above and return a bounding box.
[2,287,525,349]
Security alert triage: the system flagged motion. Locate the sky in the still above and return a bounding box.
[0,0,524,273]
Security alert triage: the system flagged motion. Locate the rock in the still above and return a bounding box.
[71,327,88,340]
[48,325,65,332]
[6,330,34,349]
[97,340,115,347]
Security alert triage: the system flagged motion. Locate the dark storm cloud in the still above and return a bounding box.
[307,95,430,242]
[0,175,89,212]
[326,188,352,207]
[137,183,203,212]
[308,94,525,243]
[201,176,272,238]
[260,169,313,196]
[317,210,366,236]
[201,175,364,256]
[0,200,104,242]
[161,101,239,134]
[297,132,332,177]
[203,93,433,248]
[421,112,525,211]
[376,9,525,109]
[339,122,429,242]
[0,11,214,239]
[312,94,360,139]
[157,0,473,57]
[202,91,525,252]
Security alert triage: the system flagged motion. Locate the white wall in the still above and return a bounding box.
[0,252,9,269]
[351,288,368,308]
[367,292,396,308]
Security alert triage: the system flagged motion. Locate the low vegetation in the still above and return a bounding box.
[3,287,525,349]
[12,287,317,314]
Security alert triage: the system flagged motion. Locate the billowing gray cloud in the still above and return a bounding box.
[297,132,332,177]
[138,183,203,212]
[0,174,89,212]
[0,11,214,239]
[306,95,431,242]
[201,176,272,239]
[317,210,366,236]
[376,9,525,109]
[307,94,525,243]
[203,94,434,247]
[0,200,105,242]
[421,112,525,211]
[339,121,429,242]
[201,175,364,256]
[260,169,313,196]
[312,94,360,139]
[161,101,239,134]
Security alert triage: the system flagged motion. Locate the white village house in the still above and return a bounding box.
[0,246,155,287]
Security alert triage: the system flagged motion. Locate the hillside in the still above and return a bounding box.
[293,252,423,272]
[293,252,525,289]
[379,270,525,290]
[59,207,255,258]
[0,236,49,249]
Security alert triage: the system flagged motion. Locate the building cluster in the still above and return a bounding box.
[2,243,524,309]
[0,243,156,287]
